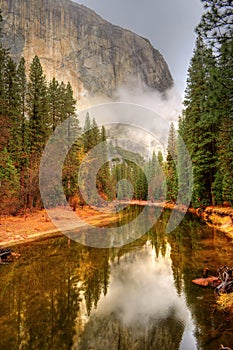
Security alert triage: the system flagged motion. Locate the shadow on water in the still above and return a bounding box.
[0,205,233,349]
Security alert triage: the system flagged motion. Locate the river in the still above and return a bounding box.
[0,206,233,349]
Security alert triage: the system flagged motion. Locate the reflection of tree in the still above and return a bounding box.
[167,213,233,349]
[2,207,233,349]
[82,248,110,316]
[149,210,169,258]
[0,237,112,350]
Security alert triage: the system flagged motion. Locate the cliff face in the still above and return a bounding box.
[0,0,173,102]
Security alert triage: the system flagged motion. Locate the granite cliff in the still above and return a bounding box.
[0,0,173,103]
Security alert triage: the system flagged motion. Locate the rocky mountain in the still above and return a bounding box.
[0,0,173,103]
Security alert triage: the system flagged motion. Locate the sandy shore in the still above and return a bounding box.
[0,206,119,247]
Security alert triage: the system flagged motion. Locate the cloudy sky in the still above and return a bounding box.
[74,0,203,96]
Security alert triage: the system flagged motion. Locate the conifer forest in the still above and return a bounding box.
[0,1,232,214]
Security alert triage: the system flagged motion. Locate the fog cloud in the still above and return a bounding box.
[78,80,183,154]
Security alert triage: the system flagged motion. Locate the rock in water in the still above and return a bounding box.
[0,0,173,102]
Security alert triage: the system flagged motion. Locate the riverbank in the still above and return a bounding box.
[0,202,232,247]
[123,200,233,238]
[189,205,233,238]
[0,206,119,247]
[134,201,233,238]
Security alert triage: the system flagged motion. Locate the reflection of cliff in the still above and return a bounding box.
[75,242,187,350]
[0,0,173,102]
[76,312,184,350]
[2,208,226,349]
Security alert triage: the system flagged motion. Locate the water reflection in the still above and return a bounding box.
[1,207,233,349]
[75,242,197,350]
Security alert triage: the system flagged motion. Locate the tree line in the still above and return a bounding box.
[162,1,232,208]
[0,9,169,213]
[178,0,232,207]
[0,1,232,214]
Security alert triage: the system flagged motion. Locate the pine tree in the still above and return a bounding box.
[65,82,76,116]
[0,10,10,150]
[196,0,232,55]
[0,10,21,211]
[166,122,178,202]
[17,57,28,154]
[157,150,164,166]
[83,112,92,153]
[27,55,49,154]
[96,126,113,199]
[0,148,20,214]
[90,117,100,148]
[213,39,233,204]
[27,55,49,207]
[196,1,233,205]
[64,81,77,137]
[48,77,62,131]
[177,114,193,205]
[147,152,165,201]
[183,37,218,207]
[135,165,147,200]
[16,57,30,207]
[62,82,79,202]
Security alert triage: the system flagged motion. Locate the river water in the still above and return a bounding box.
[0,206,233,349]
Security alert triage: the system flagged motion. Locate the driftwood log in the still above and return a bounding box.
[215,266,233,294]
[192,266,233,293]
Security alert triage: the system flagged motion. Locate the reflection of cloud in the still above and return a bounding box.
[95,243,188,327]
[74,242,198,350]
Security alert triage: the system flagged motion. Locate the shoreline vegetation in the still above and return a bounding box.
[0,201,232,248]
[0,2,232,250]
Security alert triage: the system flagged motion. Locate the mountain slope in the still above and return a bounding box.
[0,0,173,101]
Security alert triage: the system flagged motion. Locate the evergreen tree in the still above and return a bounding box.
[96,126,113,199]
[62,82,79,202]
[183,37,218,206]
[17,57,28,156]
[27,56,49,207]
[213,39,233,204]
[27,55,49,154]
[166,122,178,202]
[196,1,233,205]
[135,165,147,200]
[82,114,101,153]
[11,57,29,207]
[65,82,76,115]
[177,114,193,205]
[4,57,19,120]
[48,77,62,131]
[196,0,233,55]
[0,148,20,214]
[83,112,92,153]
[91,117,100,148]
[0,10,10,150]
[147,151,165,201]
[157,150,164,166]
